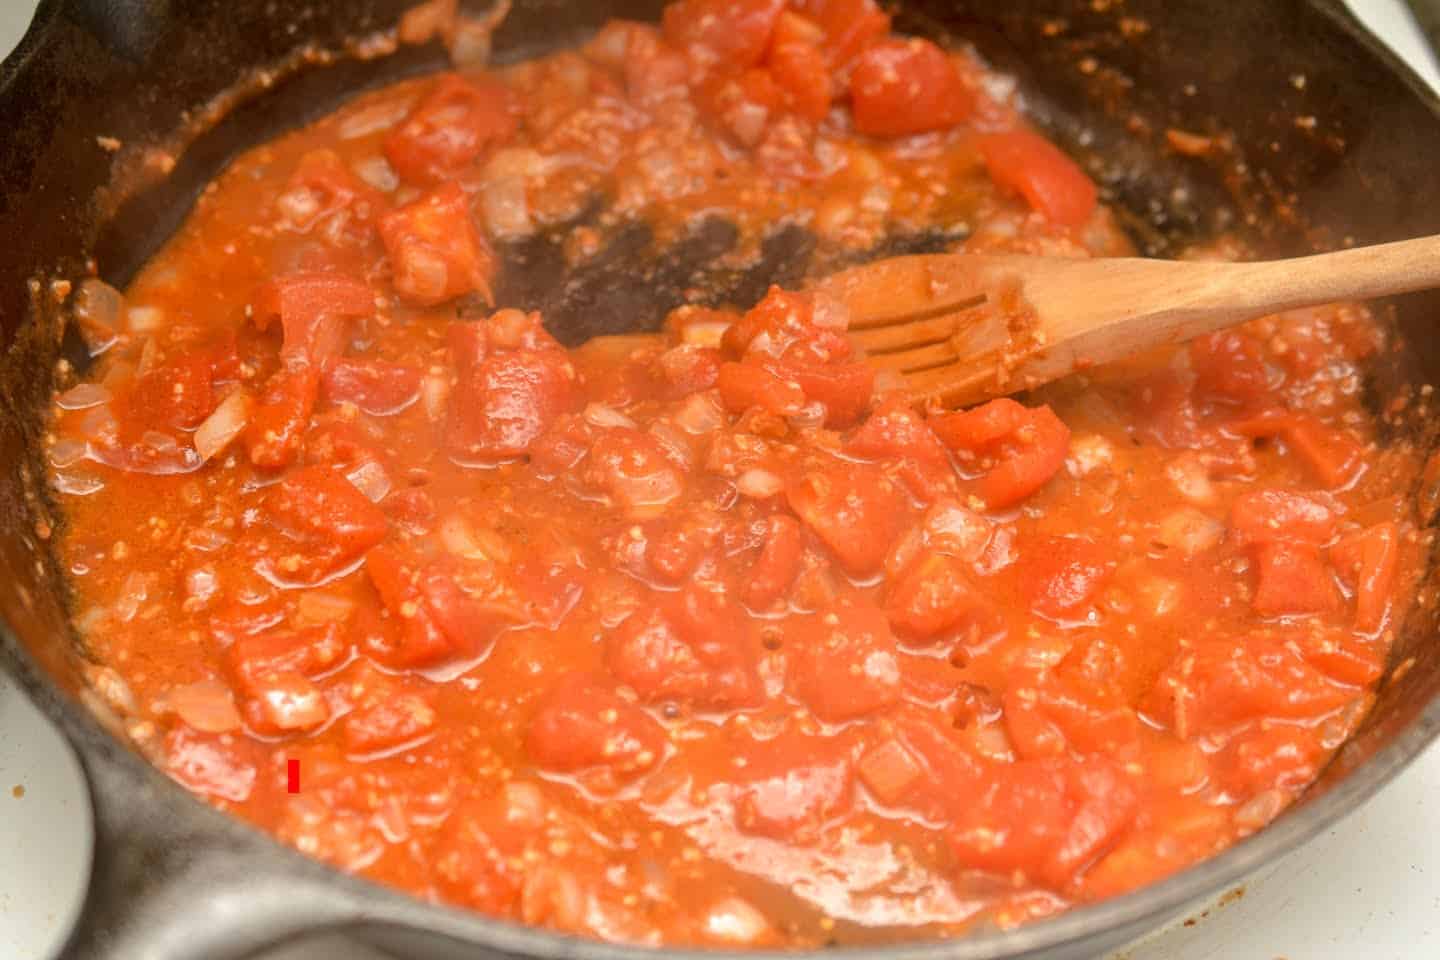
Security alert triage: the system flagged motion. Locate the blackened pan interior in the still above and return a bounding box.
[2,1,1439,957]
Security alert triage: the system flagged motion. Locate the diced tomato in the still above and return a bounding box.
[744,514,803,609]
[1330,521,1400,635]
[127,352,217,430]
[794,0,891,66]
[364,542,509,669]
[787,464,907,577]
[847,398,955,501]
[447,321,489,374]
[343,691,437,754]
[433,784,545,915]
[245,360,321,470]
[787,605,901,722]
[931,399,1071,509]
[730,731,853,841]
[241,672,330,735]
[525,673,666,788]
[252,271,374,362]
[208,599,286,647]
[446,347,580,463]
[1229,411,1365,489]
[662,0,786,70]
[948,757,1136,888]
[1190,331,1271,407]
[717,361,806,416]
[868,713,986,822]
[379,182,497,307]
[765,358,874,427]
[164,726,259,803]
[696,68,783,148]
[624,38,691,109]
[655,344,723,398]
[1252,541,1340,618]
[1015,536,1114,620]
[722,286,851,365]
[513,546,587,630]
[258,464,388,584]
[1148,635,1354,739]
[978,130,1098,228]
[768,41,832,121]
[584,428,685,515]
[322,357,422,415]
[302,421,386,472]
[1003,668,1138,759]
[384,73,517,185]
[1293,630,1384,687]
[886,552,993,642]
[1229,488,1338,548]
[1224,725,1324,796]
[277,148,386,238]
[850,39,972,138]
[226,623,348,696]
[606,585,761,708]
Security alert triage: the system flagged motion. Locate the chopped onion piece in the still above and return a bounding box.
[194,390,252,463]
[56,383,111,410]
[352,155,398,192]
[346,460,393,503]
[1155,507,1223,558]
[166,679,242,734]
[184,565,219,604]
[703,897,775,947]
[479,174,533,238]
[75,405,118,444]
[583,402,636,431]
[183,526,230,553]
[54,472,104,496]
[422,372,451,422]
[1234,788,1290,833]
[136,336,160,376]
[48,438,89,468]
[113,571,149,623]
[72,278,123,356]
[674,392,726,434]
[296,591,357,624]
[439,513,512,563]
[127,306,165,333]
[338,97,415,139]
[141,430,179,453]
[787,401,827,431]
[736,468,783,499]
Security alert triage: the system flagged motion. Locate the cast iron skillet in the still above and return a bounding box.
[3,1,1440,957]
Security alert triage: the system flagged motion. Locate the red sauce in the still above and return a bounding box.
[49,0,1425,946]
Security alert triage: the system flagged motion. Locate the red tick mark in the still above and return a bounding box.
[287,758,300,794]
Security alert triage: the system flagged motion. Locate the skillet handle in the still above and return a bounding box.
[58,723,368,960]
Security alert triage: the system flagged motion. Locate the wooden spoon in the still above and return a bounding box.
[813,237,1440,407]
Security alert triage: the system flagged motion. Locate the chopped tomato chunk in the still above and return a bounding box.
[379,182,497,307]
[787,464,907,577]
[850,38,972,138]
[1190,331,1271,407]
[730,731,854,841]
[886,552,993,642]
[252,271,374,362]
[384,73,516,185]
[1015,536,1114,620]
[1229,411,1365,489]
[931,399,1071,509]
[978,130,1098,227]
[794,0,890,66]
[847,398,955,501]
[445,312,580,463]
[257,465,388,584]
[1229,489,1338,547]
[717,361,806,416]
[1251,541,1340,618]
[787,605,901,722]
[949,757,1136,888]
[526,673,666,789]
[364,542,510,669]
[607,586,761,708]
[1330,521,1400,635]
[768,41,832,122]
[662,0,785,70]
[126,352,218,430]
[245,360,321,470]
[744,514,803,609]
[226,623,348,696]
[584,428,685,515]
[1148,635,1354,739]
[322,357,422,415]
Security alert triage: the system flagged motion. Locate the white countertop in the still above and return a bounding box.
[1,2,1437,958]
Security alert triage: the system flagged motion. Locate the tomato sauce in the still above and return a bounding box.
[47,0,1426,946]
